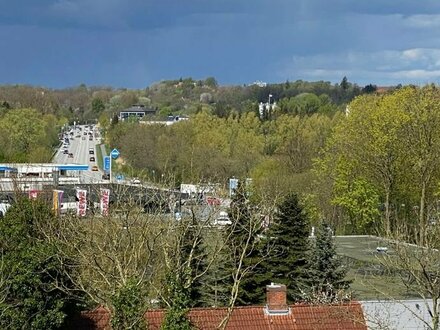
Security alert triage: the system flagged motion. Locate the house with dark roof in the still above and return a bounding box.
[73,284,367,329]
[118,104,156,121]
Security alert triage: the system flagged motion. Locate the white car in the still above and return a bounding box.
[0,201,11,217]
[213,211,231,226]
[131,178,141,185]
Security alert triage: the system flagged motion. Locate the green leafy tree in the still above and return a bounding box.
[340,76,349,90]
[0,108,50,161]
[308,222,351,301]
[204,77,218,88]
[91,97,105,114]
[362,84,377,93]
[111,113,119,127]
[110,278,148,330]
[0,198,78,330]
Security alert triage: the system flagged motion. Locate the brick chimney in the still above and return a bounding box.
[265,283,290,314]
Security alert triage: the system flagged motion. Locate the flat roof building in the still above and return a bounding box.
[118,104,156,121]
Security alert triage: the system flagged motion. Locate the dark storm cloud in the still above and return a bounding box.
[1,1,440,87]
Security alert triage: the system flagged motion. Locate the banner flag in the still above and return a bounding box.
[100,188,110,216]
[53,190,64,216]
[28,190,39,200]
[76,189,87,217]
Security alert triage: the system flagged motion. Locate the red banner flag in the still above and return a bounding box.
[100,188,110,216]
[76,189,87,217]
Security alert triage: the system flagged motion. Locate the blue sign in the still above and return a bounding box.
[116,174,124,181]
[110,148,120,159]
[229,178,238,197]
[104,156,111,171]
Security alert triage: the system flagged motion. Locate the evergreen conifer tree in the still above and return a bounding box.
[224,181,265,305]
[181,218,207,307]
[264,193,311,302]
[308,222,351,301]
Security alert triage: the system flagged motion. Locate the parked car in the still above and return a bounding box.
[213,211,232,226]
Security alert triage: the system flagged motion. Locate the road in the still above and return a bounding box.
[53,124,104,183]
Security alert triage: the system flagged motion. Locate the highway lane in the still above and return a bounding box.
[53,125,103,183]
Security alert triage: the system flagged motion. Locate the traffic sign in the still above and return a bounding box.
[229,178,238,197]
[110,148,120,159]
[104,156,111,171]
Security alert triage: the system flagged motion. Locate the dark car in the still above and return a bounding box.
[102,173,110,180]
[68,153,74,158]
[89,156,95,162]
[63,149,69,154]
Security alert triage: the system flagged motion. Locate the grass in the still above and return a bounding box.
[96,144,104,170]
[335,236,394,263]
[335,235,417,300]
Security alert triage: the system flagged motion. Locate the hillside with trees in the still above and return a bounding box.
[4,80,440,328]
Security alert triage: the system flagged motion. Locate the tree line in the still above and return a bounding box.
[107,84,440,241]
[0,76,375,127]
[0,186,348,329]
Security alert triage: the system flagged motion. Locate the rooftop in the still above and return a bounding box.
[145,303,367,330]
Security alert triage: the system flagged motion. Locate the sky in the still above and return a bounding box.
[2,0,440,88]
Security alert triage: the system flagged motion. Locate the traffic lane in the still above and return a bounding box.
[55,125,102,182]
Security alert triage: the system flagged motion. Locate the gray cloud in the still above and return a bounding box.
[280,48,440,85]
[2,1,440,87]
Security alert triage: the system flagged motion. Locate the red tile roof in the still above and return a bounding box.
[145,302,367,330]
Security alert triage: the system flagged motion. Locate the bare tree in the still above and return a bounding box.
[42,185,169,329]
[376,224,440,330]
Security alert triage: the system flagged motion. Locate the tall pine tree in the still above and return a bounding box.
[224,181,265,305]
[264,193,311,302]
[308,222,351,302]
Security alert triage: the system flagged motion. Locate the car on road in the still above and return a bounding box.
[63,149,69,154]
[92,165,98,171]
[89,148,94,155]
[213,211,232,226]
[89,156,95,162]
[68,153,74,158]
[102,173,110,180]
